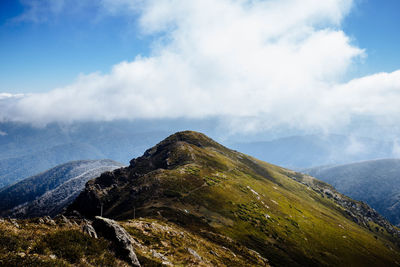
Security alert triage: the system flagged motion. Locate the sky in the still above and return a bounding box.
[0,0,400,138]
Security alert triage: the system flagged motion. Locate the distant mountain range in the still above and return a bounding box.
[232,134,397,169]
[305,159,400,226]
[0,159,123,218]
[1,121,398,189]
[0,121,169,188]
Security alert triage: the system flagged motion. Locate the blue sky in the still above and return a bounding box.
[342,0,400,77]
[0,0,399,93]
[1,0,400,139]
[0,0,152,92]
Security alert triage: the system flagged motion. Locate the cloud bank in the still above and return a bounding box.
[3,0,400,135]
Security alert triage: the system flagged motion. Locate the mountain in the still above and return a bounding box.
[0,121,169,188]
[68,131,400,266]
[0,143,105,188]
[231,134,396,169]
[305,159,400,226]
[0,159,123,218]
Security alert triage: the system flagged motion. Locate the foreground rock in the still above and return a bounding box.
[92,216,140,267]
[82,221,98,239]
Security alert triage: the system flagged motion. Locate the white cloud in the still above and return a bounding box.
[3,0,400,135]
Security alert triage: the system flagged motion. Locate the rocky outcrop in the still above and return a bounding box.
[92,216,140,267]
[82,221,98,239]
[43,216,56,226]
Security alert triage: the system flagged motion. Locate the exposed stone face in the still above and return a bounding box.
[55,215,72,226]
[82,221,98,239]
[43,216,56,226]
[92,216,140,267]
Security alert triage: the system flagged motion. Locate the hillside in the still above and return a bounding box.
[0,215,270,266]
[0,121,169,188]
[305,159,400,226]
[0,159,123,218]
[68,131,400,266]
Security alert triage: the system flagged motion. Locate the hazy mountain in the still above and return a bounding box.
[231,134,396,169]
[305,159,400,226]
[1,120,397,188]
[68,131,400,266]
[0,159,123,218]
[0,121,170,188]
[0,143,105,188]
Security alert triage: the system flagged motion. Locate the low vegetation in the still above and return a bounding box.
[0,219,127,266]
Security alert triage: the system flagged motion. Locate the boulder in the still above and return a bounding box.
[92,216,140,267]
[82,222,98,239]
[43,216,56,226]
[55,215,72,226]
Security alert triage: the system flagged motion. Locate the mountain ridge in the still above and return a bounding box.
[305,158,400,226]
[68,131,400,266]
[0,159,124,218]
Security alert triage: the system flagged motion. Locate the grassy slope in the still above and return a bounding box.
[70,131,400,266]
[0,217,270,267]
[0,218,128,266]
[305,159,400,226]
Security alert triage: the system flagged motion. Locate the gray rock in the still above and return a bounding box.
[9,218,19,228]
[187,248,202,261]
[55,215,72,226]
[93,216,140,267]
[43,216,56,226]
[151,249,168,261]
[82,222,98,239]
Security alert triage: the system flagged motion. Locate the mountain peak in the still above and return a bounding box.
[153,130,221,150]
[68,131,400,266]
[128,131,226,171]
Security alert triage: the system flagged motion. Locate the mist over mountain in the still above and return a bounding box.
[305,159,400,226]
[230,134,397,169]
[1,120,398,189]
[0,121,171,188]
[0,159,123,218]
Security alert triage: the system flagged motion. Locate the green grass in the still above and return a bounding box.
[0,220,125,267]
[71,131,400,266]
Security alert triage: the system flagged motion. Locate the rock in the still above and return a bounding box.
[68,210,83,219]
[38,218,44,224]
[93,216,140,267]
[55,215,72,226]
[209,250,219,257]
[0,218,4,223]
[82,222,98,239]
[9,218,20,228]
[43,216,56,226]
[187,248,202,261]
[151,249,168,261]
[248,249,269,265]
